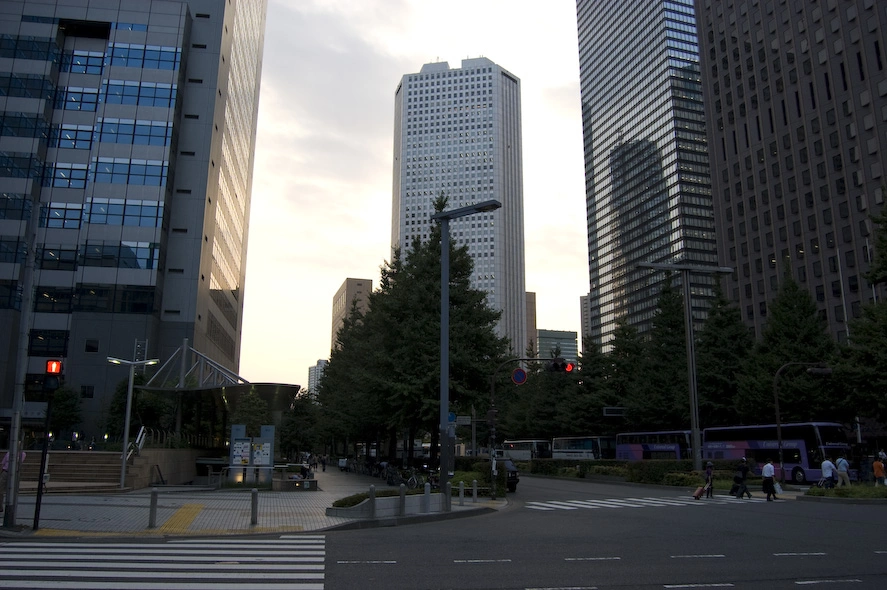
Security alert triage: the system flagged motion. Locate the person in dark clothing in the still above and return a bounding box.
[704,461,714,498]
[733,457,752,499]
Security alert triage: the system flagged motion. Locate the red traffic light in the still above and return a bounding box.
[45,359,63,374]
[564,361,575,372]
[547,358,575,372]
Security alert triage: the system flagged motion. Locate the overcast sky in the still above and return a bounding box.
[239,0,589,386]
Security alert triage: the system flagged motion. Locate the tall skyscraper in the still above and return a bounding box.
[0,0,267,438]
[537,329,579,364]
[577,0,718,347]
[392,58,528,353]
[696,0,887,341]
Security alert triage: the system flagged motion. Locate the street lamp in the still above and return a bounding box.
[772,362,832,484]
[432,199,502,502]
[108,356,159,489]
[637,261,733,472]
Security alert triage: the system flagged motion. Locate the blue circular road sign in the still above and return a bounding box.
[511,367,528,385]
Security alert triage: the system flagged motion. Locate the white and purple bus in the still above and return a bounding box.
[552,435,617,460]
[702,422,854,483]
[615,430,692,460]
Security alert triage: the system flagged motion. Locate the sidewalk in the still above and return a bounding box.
[0,468,505,538]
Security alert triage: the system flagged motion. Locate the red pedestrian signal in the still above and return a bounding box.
[45,359,62,374]
[547,358,575,372]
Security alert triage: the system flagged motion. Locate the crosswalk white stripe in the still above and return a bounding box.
[0,537,326,589]
[525,496,765,511]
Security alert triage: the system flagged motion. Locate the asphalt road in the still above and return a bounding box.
[323,475,887,590]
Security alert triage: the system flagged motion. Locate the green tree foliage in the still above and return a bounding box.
[316,195,510,462]
[105,373,175,438]
[278,394,322,461]
[607,317,645,429]
[737,273,837,423]
[635,275,689,429]
[48,386,82,434]
[864,205,887,286]
[230,391,272,438]
[696,281,753,427]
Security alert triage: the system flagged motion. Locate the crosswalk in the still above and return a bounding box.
[0,535,325,589]
[526,494,766,511]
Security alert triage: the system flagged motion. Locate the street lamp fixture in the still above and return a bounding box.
[432,199,502,502]
[108,356,159,489]
[637,261,733,472]
[772,362,832,484]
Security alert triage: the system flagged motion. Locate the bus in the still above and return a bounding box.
[615,430,692,460]
[702,422,854,483]
[552,436,617,460]
[501,439,552,461]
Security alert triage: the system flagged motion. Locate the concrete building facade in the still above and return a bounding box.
[391,58,528,354]
[331,277,372,351]
[695,0,887,341]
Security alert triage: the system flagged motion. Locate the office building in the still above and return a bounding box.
[696,0,887,341]
[331,278,372,350]
[307,359,327,400]
[537,329,579,363]
[525,291,537,356]
[391,58,528,354]
[0,0,267,439]
[577,0,719,348]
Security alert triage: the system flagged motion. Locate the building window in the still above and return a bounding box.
[84,339,99,353]
[28,329,69,356]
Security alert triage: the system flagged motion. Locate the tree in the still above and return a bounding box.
[696,281,753,427]
[48,386,82,435]
[278,394,322,461]
[737,273,838,424]
[230,391,271,438]
[607,317,646,430]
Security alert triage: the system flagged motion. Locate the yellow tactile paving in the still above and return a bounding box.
[157,503,203,533]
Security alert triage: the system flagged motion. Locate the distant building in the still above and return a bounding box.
[307,360,328,400]
[537,329,579,364]
[525,291,537,356]
[331,278,372,351]
[391,57,528,354]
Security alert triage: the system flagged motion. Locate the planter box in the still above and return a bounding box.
[272,477,317,491]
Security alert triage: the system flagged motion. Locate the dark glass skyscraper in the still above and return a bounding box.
[577,0,718,348]
[0,0,267,439]
[696,0,887,341]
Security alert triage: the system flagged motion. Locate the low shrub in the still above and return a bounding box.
[805,485,887,499]
[332,486,430,508]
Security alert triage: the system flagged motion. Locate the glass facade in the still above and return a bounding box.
[392,58,528,352]
[0,0,267,441]
[577,0,718,348]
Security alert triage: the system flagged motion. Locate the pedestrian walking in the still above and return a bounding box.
[762,458,778,501]
[835,454,851,486]
[704,461,714,498]
[821,456,837,488]
[321,455,327,472]
[873,456,885,486]
[0,449,26,512]
[732,457,752,499]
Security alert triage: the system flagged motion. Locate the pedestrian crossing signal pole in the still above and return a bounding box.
[34,359,63,531]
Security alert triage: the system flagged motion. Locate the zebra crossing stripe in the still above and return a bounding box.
[526,495,765,511]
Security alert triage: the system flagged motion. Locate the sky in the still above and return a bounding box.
[239,0,589,386]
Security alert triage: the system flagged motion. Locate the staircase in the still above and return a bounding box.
[17,451,125,494]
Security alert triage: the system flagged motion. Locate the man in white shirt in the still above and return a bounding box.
[762,458,777,501]
[835,454,851,486]
[821,457,837,488]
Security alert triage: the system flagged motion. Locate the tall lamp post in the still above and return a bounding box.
[108,356,159,489]
[772,362,832,484]
[637,262,733,472]
[432,199,502,501]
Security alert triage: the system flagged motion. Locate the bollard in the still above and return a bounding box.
[250,488,258,526]
[369,485,376,519]
[472,479,478,503]
[458,481,464,506]
[445,482,452,512]
[422,482,430,513]
[148,487,158,528]
[399,484,406,517]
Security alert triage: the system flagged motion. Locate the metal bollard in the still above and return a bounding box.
[472,479,478,503]
[445,482,452,512]
[369,485,376,519]
[459,481,464,506]
[399,484,406,516]
[250,488,258,526]
[148,487,158,528]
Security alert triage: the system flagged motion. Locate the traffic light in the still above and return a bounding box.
[43,359,62,392]
[547,358,575,373]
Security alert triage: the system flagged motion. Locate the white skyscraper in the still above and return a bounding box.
[391,58,527,353]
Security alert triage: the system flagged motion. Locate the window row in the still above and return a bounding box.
[40,198,164,229]
[0,34,59,62]
[102,80,176,108]
[44,159,169,188]
[38,241,159,270]
[0,73,54,100]
[107,43,181,70]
